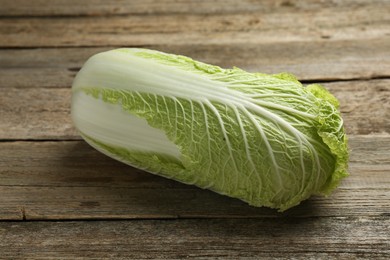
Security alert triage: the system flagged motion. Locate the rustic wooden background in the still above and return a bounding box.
[0,0,389,258]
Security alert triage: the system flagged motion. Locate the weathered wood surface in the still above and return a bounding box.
[0,135,389,221]
[1,217,389,259]
[1,0,388,16]
[1,39,390,87]
[1,0,389,258]
[1,79,388,140]
[0,4,388,47]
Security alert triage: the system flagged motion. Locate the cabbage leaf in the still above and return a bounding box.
[71,48,349,211]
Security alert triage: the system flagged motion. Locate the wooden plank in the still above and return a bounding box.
[0,88,78,140]
[1,136,388,188]
[0,184,388,221]
[0,135,389,220]
[2,39,390,84]
[1,79,388,140]
[0,6,388,47]
[1,0,388,16]
[0,217,388,258]
[0,68,75,88]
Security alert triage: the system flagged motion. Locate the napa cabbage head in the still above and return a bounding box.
[71,48,349,211]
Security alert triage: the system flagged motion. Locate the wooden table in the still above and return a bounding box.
[1,0,389,258]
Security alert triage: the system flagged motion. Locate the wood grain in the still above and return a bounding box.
[1,79,388,140]
[2,39,390,85]
[0,88,77,140]
[0,179,388,221]
[0,6,388,47]
[0,217,389,259]
[1,0,388,16]
[0,135,388,220]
